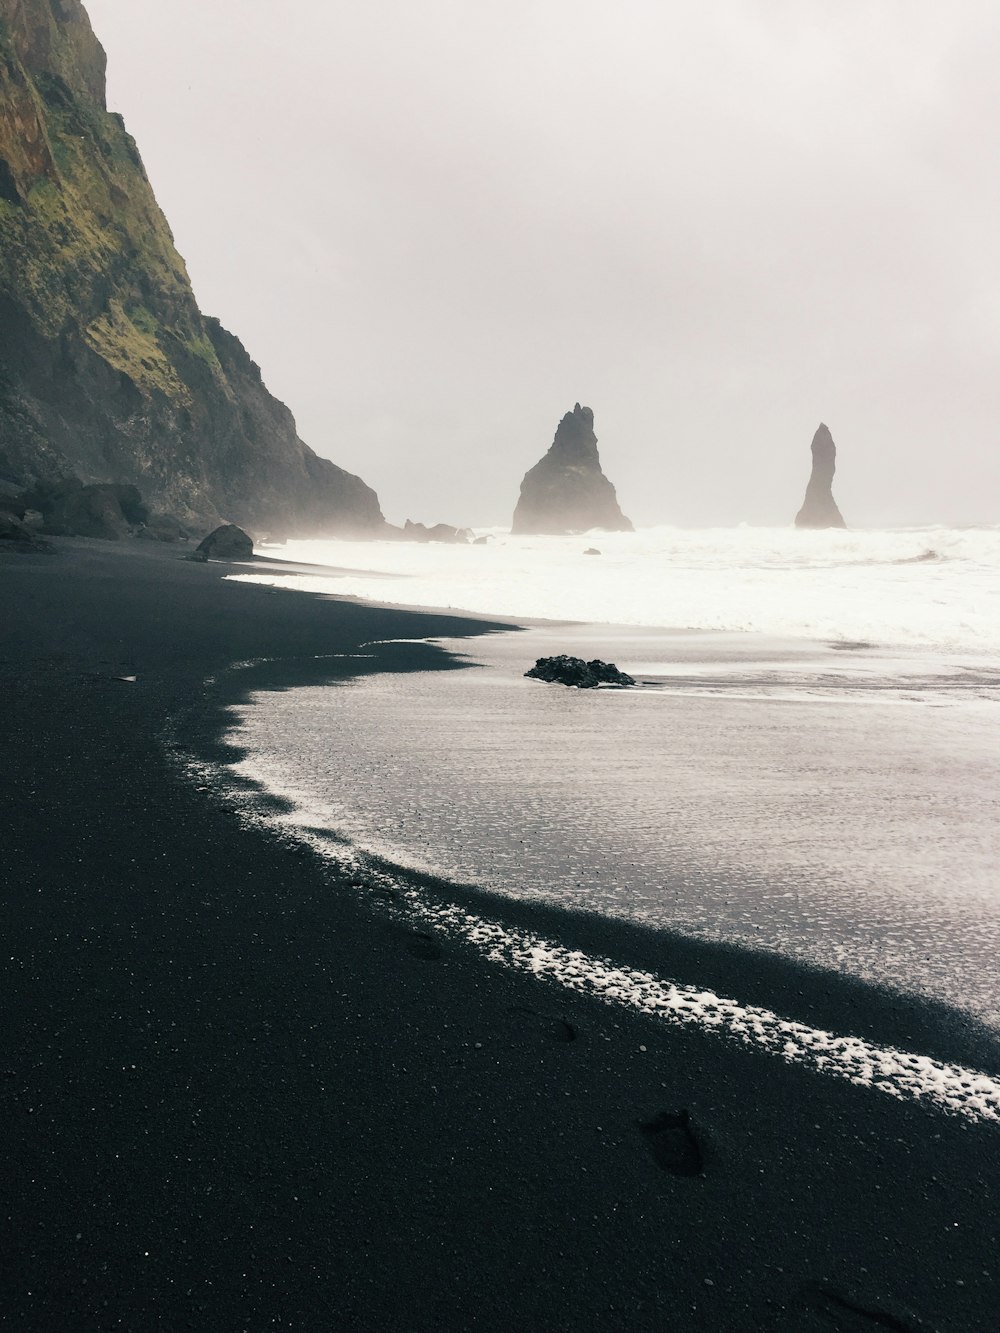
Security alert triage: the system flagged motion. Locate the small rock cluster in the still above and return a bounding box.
[399,519,473,544]
[524,655,636,689]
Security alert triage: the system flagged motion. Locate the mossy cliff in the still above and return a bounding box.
[0,0,383,534]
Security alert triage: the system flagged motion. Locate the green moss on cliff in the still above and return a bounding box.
[0,8,207,394]
[0,0,383,535]
[83,300,188,400]
[182,331,223,371]
[125,301,157,336]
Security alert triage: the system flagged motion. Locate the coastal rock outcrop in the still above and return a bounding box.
[524,655,636,689]
[511,404,633,535]
[0,0,384,537]
[795,423,846,529]
[136,512,190,542]
[0,510,53,551]
[196,524,254,561]
[399,520,472,544]
[6,473,191,541]
[34,480,147,539]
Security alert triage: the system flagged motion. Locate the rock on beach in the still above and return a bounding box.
[525,655,636,688]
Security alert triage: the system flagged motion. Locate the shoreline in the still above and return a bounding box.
[223,525,1000,660]
[213,644,1000,1072]
[2,538,999,1331]
[219,616,1000,1047]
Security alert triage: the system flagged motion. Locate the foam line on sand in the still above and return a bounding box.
[194,737,1000,1128]
[397,888,1000,1126]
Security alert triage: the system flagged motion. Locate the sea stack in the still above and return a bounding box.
[511,404,632,535]
[794,423,846,528]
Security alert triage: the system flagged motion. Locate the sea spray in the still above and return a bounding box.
[228,525,1000,654]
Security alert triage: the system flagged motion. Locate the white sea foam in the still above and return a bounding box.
[233,524,1000,654]
[430,899,1000,1126]
[171,754,1000,1126]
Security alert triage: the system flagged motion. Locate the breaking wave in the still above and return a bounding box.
[231,524,1000,655]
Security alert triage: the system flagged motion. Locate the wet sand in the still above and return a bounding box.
[225,621,1000,1029]
[2,538,999,1332]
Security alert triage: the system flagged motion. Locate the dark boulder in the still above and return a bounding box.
[512,404,633,535]
[196,524,254,560]
[795,423,846,528]
[0,511,54,552]
[525,655,635,689]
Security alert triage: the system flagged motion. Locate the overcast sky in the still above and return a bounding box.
[85,0,999,528]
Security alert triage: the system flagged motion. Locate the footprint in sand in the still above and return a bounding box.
[507,1006,577,1044]
[808,1283,933,1332]
[404,930,444,960]
[638,1109,704,1177]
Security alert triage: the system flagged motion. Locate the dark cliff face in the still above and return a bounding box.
[511,404,632,535]
[0,0,383,535]
[794,423,846,529]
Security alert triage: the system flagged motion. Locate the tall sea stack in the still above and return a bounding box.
[0,0,384,535]
[794,423,846,529]
[511,404,632,535]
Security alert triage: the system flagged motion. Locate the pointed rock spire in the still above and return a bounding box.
[795,423,846,528]
[511,404,633,535]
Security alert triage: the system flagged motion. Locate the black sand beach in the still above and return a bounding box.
[2,539,999,1332]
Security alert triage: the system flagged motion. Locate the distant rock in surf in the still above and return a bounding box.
[398,520,472,544]
[525,655,635,689]
[196,524,254,561]
[512,404,633,535]
[795,424,846,528]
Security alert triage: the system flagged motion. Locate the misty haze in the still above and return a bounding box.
[2,4,999,1331]
[87,0,1000,528]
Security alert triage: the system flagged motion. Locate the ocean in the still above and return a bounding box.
[218,526,1000,1088]
[236,524,1000,654]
